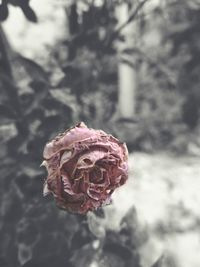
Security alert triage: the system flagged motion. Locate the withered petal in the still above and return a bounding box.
[76,150,107,170]
[60,150,73,167]
[61,174,74,195]
[44,122,98,159]
[43,181,51,196]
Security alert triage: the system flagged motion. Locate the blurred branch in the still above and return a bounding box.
[136,48,176,86]
[106,0,150,46]
[65,0,150,48]
[120,47,176,86]
[0,24,13,77]
[115,0,150,36]
[0,25,28,133]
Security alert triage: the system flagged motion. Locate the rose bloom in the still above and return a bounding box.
[42,122,128,214]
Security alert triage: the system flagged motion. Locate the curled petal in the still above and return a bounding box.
[60,150,73,167]
[76,150,107,170]
[44,122,97,159]
[40,160,47,168]
[43,181,51,196]
[61,174,74,195]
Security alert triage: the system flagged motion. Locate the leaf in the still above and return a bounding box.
[120,206,148,248]
[0,123,18,144]
[70,227,93,251]
[93,208,105,218]
[70,243,98,267]
[37,115,61,136]
[0,104,16,119]
[21,255,72,267]
[103,242,133,262]
[49,88,80,120]
[122,48,137,55]
[0,257,10,267]
[185,0,200,10]
[0,2,8,21]
[21,5,38,23]
[87,212,106,239]
[150,255,164,267]
[15,55,48,84]
[167,22,191,35]
[49,88,71,105]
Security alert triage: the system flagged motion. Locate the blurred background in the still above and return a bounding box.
[0,0,200,266]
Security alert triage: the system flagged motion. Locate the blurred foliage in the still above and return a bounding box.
[134,0,200,152]
[0,0,37,22]
[47,0,200,152]
[0,0,200,266]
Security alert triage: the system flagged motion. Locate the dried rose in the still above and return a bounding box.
[42,122,128,214]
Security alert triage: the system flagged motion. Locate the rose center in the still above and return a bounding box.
[89,167,104,184]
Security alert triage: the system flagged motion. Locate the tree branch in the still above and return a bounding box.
[116,0,150,35]
[120,46,176,87]
[105,0,150,46]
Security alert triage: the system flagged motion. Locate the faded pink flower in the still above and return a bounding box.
[42,122,128,214]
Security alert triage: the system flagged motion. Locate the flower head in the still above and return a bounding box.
[42,122,128,214]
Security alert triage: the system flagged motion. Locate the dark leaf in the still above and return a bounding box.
[0,74,22,115]
[49,89,79,120]
[21,89,47,117]
[103,243,133,261]
[0,2,9,21]
[93,208,105,218]
[70,227,93,251]
[21,5,38,23]
[122,48,137,55]
[87,212,106,238]
[16,55,48,84]
[29,80,47,92]
[0,257,10,267]
[61,65,81,77]
[21,255,72,267]
[0,104,16,120]
[70,243,98,267]
[37,115,62,134]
